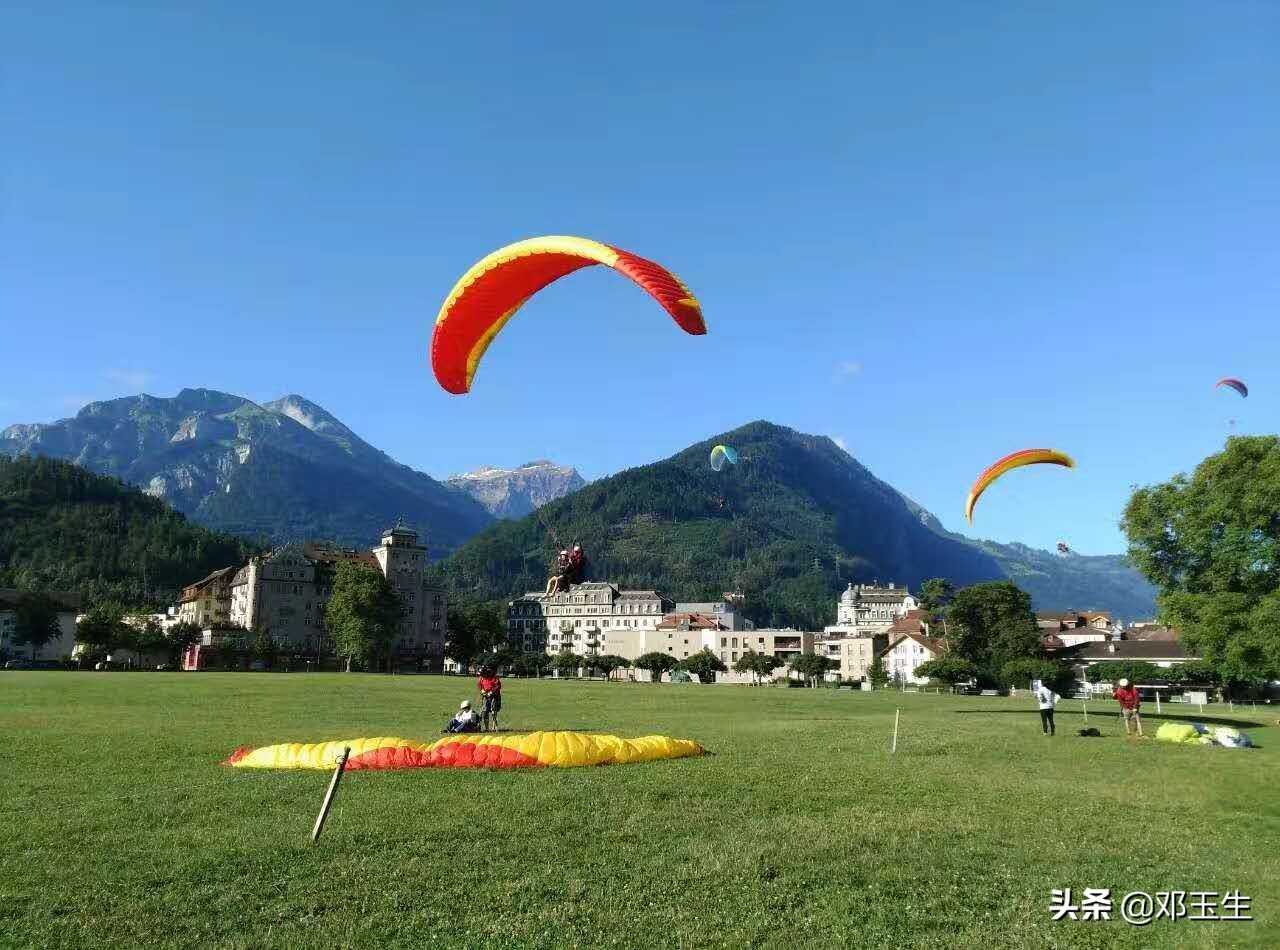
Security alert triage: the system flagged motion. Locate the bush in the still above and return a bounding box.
[1001,658,1076,694]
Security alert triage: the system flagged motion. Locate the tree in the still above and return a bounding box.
[914,657,979,687]
[325,561,403,673]
[592,654,630,681]
[445,601,506,672]
[635,651,677,683]
[1083,661,1166,686]
[252,623,278,670]
[167,621,202,668]
[12,593,64,661]
[1122,436,1280,687]
[1165,661,1220,687]
[918,578,955,614]
[677,648,728,684]
[132,617,171,666]
[733,650,782,685]
[999,658,1075,694]
[868,654,889,689]
[512,652,552,678]
[76,604,126,662]
[790,652,833,687]
[552,650,582,678]
[948,581,1043,683]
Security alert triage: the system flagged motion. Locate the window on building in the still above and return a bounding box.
[720,637,727,647]
[731,637,738,648]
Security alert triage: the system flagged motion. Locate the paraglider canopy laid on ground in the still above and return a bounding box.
[709,444,739,472]
[224,731,704,770]
[430,236,705,394]
[964,448,1075,523]
[1155,722,1253,748]
[1215,377,1248,398]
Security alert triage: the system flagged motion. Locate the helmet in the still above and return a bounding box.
[573,544,582,551]
[459,700,471,709]
[1118,678,1129,688]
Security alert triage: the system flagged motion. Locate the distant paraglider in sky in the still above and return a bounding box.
[1216,377,1248,398]
[430,236,705,394]
[964,449,1075,523]
[709,444,739,472]
[1056,541,1071,557]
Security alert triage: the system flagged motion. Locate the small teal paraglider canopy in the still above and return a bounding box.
[709,444,739,472]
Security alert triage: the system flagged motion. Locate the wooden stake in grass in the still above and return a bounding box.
[311,746,350,844]
[891,708,900,754]
[1082,697,1088,725]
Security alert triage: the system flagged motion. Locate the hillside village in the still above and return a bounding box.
[2,520,1196,691]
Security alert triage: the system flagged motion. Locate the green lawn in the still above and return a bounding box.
[2,673,1276,949]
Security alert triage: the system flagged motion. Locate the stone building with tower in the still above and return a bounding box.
[183,522,447,671]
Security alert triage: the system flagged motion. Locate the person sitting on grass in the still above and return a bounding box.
[445,700,481,733]
[477,666,502,732]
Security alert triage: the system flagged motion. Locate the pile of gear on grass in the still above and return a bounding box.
[1154,721,1254,749]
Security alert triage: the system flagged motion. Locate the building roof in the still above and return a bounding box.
[1061,640,1198,662]
[178,566,237,601]
[1125,624,1179,641]
[657,612,725,631]
[1042,634,1066,651]
[882,632,946,656]
[0,589,82,612]
[884,614,930,637]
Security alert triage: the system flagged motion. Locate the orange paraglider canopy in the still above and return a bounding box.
[430,236,705,394]
[964,448,1075,523]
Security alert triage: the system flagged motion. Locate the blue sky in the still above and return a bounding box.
[3,2,1277,555]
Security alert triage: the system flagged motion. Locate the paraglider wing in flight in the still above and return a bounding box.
[964,448,1075,523]
[709,444,739,472]
[1215,377,1248,398]
[430,236,705,394]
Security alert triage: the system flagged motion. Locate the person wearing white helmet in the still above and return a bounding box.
[545,549,572,596]
[445,699,481,734]
[1112,678,1144,737]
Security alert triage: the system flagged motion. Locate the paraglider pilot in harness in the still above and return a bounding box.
[544,544,587,597]
[545,549,572,596]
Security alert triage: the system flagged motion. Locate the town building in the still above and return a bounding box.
[881,629,948,686]
[673,594,754,631]
[504,582,673,660]
[823,582,918,637]
[184,523,447,671]
[1124,623,1179,642]
[0,589,81,661]
[1060,639,1199,682]
[176,567,237,628]
[1036,611,1117,649]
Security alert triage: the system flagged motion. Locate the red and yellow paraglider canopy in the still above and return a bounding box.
[430,236,705,394]
[1215,377,1248,398]
[964,448,1075,523]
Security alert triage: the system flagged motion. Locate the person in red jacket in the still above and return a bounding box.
[1113,678,1144,737]
[477,666,502,732]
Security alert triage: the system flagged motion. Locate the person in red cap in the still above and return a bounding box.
[477,666,502,732]
[1113,678,1144,737]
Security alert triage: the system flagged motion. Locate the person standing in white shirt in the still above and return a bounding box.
[1035,681,1059,736]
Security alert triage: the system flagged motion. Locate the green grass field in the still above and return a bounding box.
[2,673,1277,949]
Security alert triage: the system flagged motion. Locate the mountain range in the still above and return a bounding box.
[2,395,1155,619]
[446,461,586,519]
[432,420,1157,625]
[0,389,491,556]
